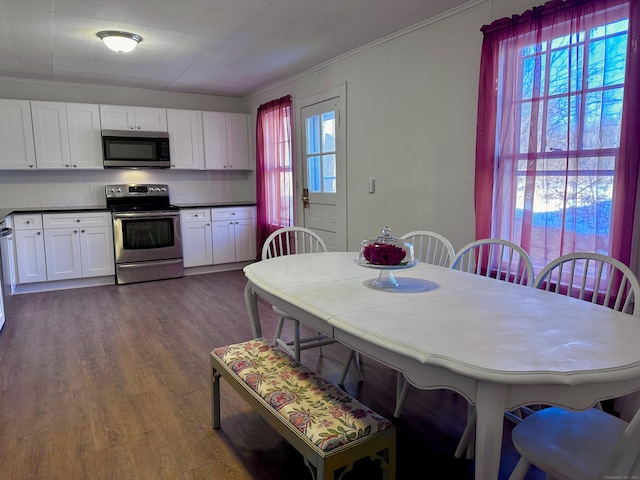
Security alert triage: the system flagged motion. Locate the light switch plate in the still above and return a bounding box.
[367,177,375,194]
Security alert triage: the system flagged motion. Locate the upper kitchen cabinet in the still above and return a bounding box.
[31,101,103,170]
[225,113,251,170]
[167,109,204,170]
[0,99,37,169]
[203,112,251,170]
[66,103,103,169]
[100,105,168,132]
[31,101,71,169]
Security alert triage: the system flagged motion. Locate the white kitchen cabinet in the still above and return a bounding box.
[66,103,103,169]
[225,113,251,170]
[44,227,82,280]
[180,209,213,267]
[0,99,37,169]
[31,101,71,169]
[100,105,167,132]
[167,109,204,170]
[211,207,256,264]
[13,214,47,284]
[203,112,251,170]
[43,213,114,281]
[31,101,103,170]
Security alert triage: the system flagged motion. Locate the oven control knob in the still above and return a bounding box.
[161,187,167,192]
[116,187,122,192]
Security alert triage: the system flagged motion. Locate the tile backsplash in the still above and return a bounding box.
[0,169,254,208]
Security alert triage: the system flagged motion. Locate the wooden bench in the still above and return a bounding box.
[211,338,396,480]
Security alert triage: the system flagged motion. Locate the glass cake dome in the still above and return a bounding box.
[357,226,415,266]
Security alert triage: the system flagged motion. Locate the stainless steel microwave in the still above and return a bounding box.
[102,130,170,169]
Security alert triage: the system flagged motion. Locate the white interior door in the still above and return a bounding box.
[298,86,346,251]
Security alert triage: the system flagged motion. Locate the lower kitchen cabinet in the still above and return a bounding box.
[180,209,213,268]
[43,213,114,281]
[181,206,256,267]
[13,214,47,284]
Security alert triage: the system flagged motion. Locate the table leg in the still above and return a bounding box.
[474,382,507,480]
[244,281,261,339]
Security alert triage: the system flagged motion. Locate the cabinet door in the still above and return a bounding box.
[67,103,103,169]
[167,109,203,169]
[203,111,227,169]
[80,226,115,278]
[31,101,71,169]
[212,221,236,264]
[100,105,136,130]
[14,229,47,283]
[225,113,250,170]
[44,228,82,281]
[182,221,213,267]
[0,99,36,170]
[134,107,168,132]
[233,218,256,262]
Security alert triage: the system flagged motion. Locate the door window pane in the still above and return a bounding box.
[305,110,337,194]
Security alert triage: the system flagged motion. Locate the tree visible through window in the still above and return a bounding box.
[475,0,640,274]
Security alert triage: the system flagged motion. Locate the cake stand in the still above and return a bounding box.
[353,258,419,288]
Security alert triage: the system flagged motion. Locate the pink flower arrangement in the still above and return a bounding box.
[363,243,407,265]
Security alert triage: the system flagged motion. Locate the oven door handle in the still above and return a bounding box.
[118,259,183,269]
[113,211,180,219]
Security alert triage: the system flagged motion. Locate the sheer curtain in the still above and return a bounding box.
[475,0,640,272]
[256,95,294,251]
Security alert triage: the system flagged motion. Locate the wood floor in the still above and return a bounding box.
[0,270,544,480]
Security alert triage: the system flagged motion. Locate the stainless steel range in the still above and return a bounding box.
[106,184,183,285]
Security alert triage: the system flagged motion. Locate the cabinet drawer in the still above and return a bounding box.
[180,209,211,223]
[13,214,43,230]
[211,206,255,221]
[43,212,112,229]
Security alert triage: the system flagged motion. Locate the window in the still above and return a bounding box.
[306,111,337,194]
[256,96,294,248]
[475,0,640,273]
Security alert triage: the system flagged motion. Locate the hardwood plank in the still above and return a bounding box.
[0,270,544,479]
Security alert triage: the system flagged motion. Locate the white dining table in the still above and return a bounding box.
[242,251,640,480]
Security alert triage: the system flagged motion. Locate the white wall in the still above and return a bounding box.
[0,78,254,209]
[245,0,542,252]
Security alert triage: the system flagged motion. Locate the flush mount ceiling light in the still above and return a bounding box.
[97,31,142,53]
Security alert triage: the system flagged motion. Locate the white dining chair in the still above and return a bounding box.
[262,227,337,361]
[451,238,534,286]
[533,252,640,316]
[533,251,640,419]
[400,230,455,267]
[391,230,456,418]
[508,406,640,480]
[451,238,535,458]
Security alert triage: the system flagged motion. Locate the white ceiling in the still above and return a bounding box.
[0,0,470,98]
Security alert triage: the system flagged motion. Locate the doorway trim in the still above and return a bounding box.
[295,83,347,251]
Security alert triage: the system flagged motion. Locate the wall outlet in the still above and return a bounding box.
[367,177,375,194]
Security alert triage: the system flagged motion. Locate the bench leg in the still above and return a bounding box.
[211,363,221,430]
[372,445,395,480]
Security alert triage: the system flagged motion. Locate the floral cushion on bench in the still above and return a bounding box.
[213,338,393,453]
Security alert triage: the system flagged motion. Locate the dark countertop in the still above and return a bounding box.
[0,206,111,222]
[0,202,256,222]
[174,201,256,209]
